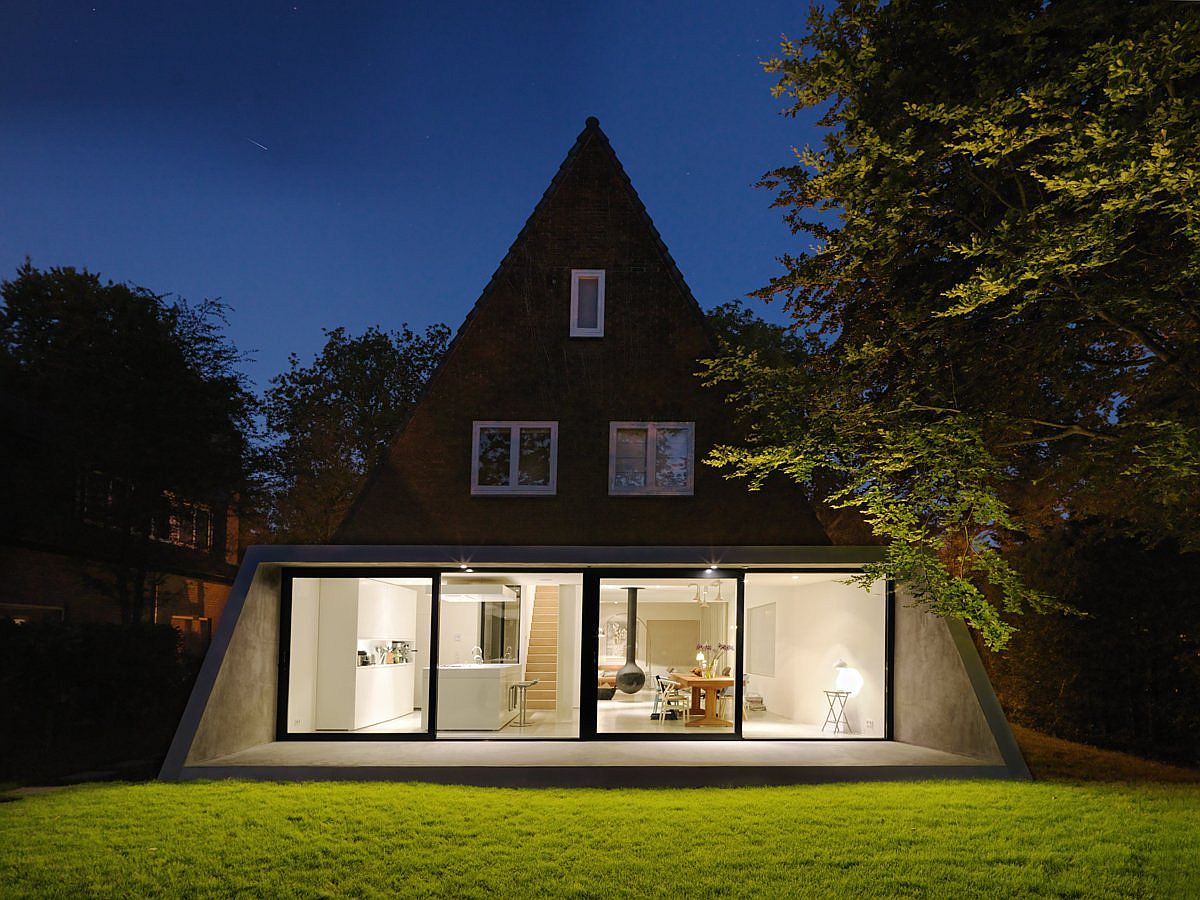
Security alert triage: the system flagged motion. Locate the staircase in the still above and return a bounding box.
[524,586,559,710]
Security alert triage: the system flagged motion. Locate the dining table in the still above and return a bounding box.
[669,673,735,727]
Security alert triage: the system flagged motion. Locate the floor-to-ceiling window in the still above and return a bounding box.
[283,574,434,735]
[741,573,887,739]
[434,571,582,738]
[281,567,887,742]
[595,574,739,735]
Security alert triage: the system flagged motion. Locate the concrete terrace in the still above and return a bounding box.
[175,739,1013,786]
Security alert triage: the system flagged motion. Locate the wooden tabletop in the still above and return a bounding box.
[670,673,735,689]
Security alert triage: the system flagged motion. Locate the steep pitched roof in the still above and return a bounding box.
[336,118,832,547]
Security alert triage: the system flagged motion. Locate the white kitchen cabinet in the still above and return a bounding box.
[314,579,419,730]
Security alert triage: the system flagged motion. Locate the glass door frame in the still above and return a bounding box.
[276,566,444,742]
[581,568,745,741]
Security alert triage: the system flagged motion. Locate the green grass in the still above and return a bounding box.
[2,781,1198,898]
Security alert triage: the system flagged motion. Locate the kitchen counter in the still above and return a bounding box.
[421,663,521,730]
[354,662,415,729]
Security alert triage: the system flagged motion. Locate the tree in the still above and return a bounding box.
[702,1,1200,647]
[261,323,451,542]
[0,262,254,623]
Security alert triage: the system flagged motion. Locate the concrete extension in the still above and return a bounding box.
[160,545,1029,784]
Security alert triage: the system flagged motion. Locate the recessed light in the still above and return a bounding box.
[464,568,474,573]
[792,575,800,580]
[705,567,714,573]
[459,564,468,570]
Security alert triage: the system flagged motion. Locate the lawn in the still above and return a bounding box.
[2,780,1198,897]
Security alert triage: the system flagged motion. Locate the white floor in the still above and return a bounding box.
[354,712,424,734]
[343,697,869,739]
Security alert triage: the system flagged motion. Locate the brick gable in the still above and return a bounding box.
[335,118,831,546]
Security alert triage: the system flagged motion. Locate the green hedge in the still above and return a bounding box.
[0,620,198,782]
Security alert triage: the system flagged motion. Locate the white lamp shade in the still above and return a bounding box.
[834,660,864,697]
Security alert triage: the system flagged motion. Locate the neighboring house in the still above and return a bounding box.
[0,392,239,651]
[164,118,1027,784]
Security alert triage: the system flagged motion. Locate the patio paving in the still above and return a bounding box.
[177,739,1014,785]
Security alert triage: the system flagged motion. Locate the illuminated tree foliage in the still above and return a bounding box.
[704,1,1200,647]
[261,323,449,542]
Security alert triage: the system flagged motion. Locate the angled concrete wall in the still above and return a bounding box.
[161,554,282,776]
[892,587,1028,775]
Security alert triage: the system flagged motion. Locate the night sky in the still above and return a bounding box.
[1,2,823,390]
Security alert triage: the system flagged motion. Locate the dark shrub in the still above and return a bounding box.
[980,527,1200,768]
[0,620,198,782]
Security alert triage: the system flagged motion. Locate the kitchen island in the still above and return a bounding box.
[421,663,521,730]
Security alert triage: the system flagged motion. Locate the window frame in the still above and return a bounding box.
[470,420,559,496]
[150,494,214,551]
[569,269,605,337]
[608,421,695,496]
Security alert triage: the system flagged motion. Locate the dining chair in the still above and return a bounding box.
[654,674,689,723]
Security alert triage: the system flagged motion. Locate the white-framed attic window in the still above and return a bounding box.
[570,269,605,337]
[471,421,558,495]
[608,422,695,496]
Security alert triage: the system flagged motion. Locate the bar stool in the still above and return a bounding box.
[511,679,540,727]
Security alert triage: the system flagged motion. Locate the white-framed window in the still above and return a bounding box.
[570,269,605,337]
[471,421,558,495]
[608,422,695,495]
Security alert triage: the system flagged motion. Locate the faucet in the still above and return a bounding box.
[470,646,484,664]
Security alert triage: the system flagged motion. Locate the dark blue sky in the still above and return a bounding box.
[1,2,821,390]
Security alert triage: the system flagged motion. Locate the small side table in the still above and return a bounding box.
[510,679,540,728]
[822,689,851,734]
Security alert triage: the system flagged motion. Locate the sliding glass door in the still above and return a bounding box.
[588,571,742,738]
[434,571,582,739]
[280,566,888,743]
[282,573,434,735]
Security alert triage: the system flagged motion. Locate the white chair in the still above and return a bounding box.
[654,675,690,723]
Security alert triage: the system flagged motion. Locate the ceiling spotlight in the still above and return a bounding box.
[459,564,468,570]
[464,568,473,573]
[705,567,714,573]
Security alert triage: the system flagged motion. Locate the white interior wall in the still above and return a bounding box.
[745,577,886,736]
[314,578,358,730]
[414,585,431,708]
[438,599,480,664]
[287,578,320,731]
[745,585,796,722]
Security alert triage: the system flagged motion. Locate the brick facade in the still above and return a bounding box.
[337,118,831,547]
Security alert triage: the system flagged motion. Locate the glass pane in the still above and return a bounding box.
[476,427,512,486]
[597,577,738,735]
[517,427,552,486]
[741,574,887,739]
[437,573,582,738]
[576,276,599,329]
[175,506,195,547]
[613,427,647,489]
[194,508,211,549]
[285,576,433,735]
[654,427,691,488]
